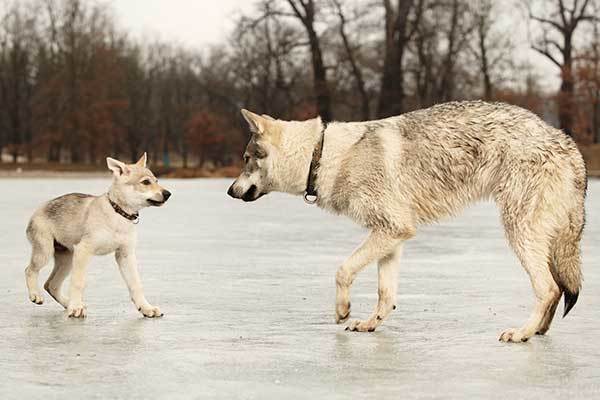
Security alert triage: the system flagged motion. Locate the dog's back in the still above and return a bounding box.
[394,101,586,221]
[27,193,96,251]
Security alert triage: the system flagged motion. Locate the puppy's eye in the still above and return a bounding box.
[141,179,152,186]
[243,155,250,164]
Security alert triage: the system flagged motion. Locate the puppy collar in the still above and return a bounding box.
[304,120,328,204]
[108,197,139,223]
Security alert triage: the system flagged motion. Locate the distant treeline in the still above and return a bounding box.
[0,0,599,167]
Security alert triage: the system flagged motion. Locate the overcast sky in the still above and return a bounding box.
[110,0,561,91]
[110,0,253,48]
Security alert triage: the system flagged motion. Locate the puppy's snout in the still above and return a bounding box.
[162,190,172,201]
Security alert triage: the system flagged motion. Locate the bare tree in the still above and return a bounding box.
[377,0,423,118]
[470,0,513,100]
[529,0,598,136]
[0,1,36,162]
[284,0,332,120]
[575,0,600,142]
[435,0,474,102]
[331,0,370,119]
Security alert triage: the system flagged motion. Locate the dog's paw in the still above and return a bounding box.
[29,292,44,305]
[67,303,87,318]
[335,302,351,323]
[499,328,530,343]
[345,319,378,332]
[139,305,163,318]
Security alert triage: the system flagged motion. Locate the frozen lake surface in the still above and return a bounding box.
[1,177,599,399]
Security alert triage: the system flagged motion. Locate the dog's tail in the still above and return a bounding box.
[550,193,585,318]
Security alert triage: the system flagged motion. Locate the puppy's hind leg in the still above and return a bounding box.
[25,224,53,305]
[44,250,73,309]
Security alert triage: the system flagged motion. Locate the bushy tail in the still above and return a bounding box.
[550,209,585,318]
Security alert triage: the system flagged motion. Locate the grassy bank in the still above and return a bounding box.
[1,144,599,178]
[0,162,241,178]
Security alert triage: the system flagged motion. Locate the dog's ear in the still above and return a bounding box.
[262,114,275,121]
[107,157,130,176]
[135,152,147,168]
[241,109,270,135]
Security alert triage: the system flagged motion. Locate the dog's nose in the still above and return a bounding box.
[227,184,236,198]
[162,190,172,201]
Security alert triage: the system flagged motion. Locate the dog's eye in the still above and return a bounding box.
[256,148,268,159]
[243,155,250,164]
[141,179,152,186]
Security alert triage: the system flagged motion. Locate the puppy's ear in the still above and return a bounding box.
[107,157,130,176]
[262,114,275,121]
[241,109,270,135]
[135,152,147,168]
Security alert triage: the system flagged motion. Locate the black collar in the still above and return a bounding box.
[108,197,139,222]
[304,120,328,204]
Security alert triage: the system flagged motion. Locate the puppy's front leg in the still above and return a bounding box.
[67,244,92,318]
[115,247,163,318]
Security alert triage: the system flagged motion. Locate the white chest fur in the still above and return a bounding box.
[85,204,137,255]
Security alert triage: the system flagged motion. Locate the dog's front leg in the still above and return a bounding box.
[115,247,163,318]
[67,244,92,318]
[335,230,404,325]
[346,244,404,332]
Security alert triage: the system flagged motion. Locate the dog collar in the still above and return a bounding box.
[304,120,328,204]
[108,197,139,223]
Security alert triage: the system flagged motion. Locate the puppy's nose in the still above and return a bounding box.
[162,190,172,201]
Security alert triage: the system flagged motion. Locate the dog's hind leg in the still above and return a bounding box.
[44,250,73,309]
[536,284,561,335]
[346,243,404,332]
[498,218,560,342]
[498,258,560,342]
[25,232,53,305]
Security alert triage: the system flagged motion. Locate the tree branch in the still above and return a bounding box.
[532,45,562,67]
[530,13,565,33]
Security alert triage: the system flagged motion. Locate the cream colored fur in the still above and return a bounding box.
[25,153,171,318]
[229,101,587,343]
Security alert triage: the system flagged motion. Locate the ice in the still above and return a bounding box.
[1,177,598,399]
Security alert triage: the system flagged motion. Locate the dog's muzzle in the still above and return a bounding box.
[148,190,172,206]
[228,183,264,202]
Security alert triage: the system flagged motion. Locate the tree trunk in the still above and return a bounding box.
[477,15,493,100]
[594,90,600,143]
[307,28,332,121]
[287,0,332,121]
[559,40,574,136]
[377,0,413,118]
[334,0,370,120]
[438,0,459,102]
[48,142,59,162]
[182,147,188,168]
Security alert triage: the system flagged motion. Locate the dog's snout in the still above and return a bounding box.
[162,190,172,201]
[227,184,237,198]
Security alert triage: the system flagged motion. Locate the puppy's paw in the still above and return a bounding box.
[67,303,87,318]
[139,305,163,318]
[345,319,378,333]
[29,292,44,305]
[499,328,530,343]
[335,302,351,323]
